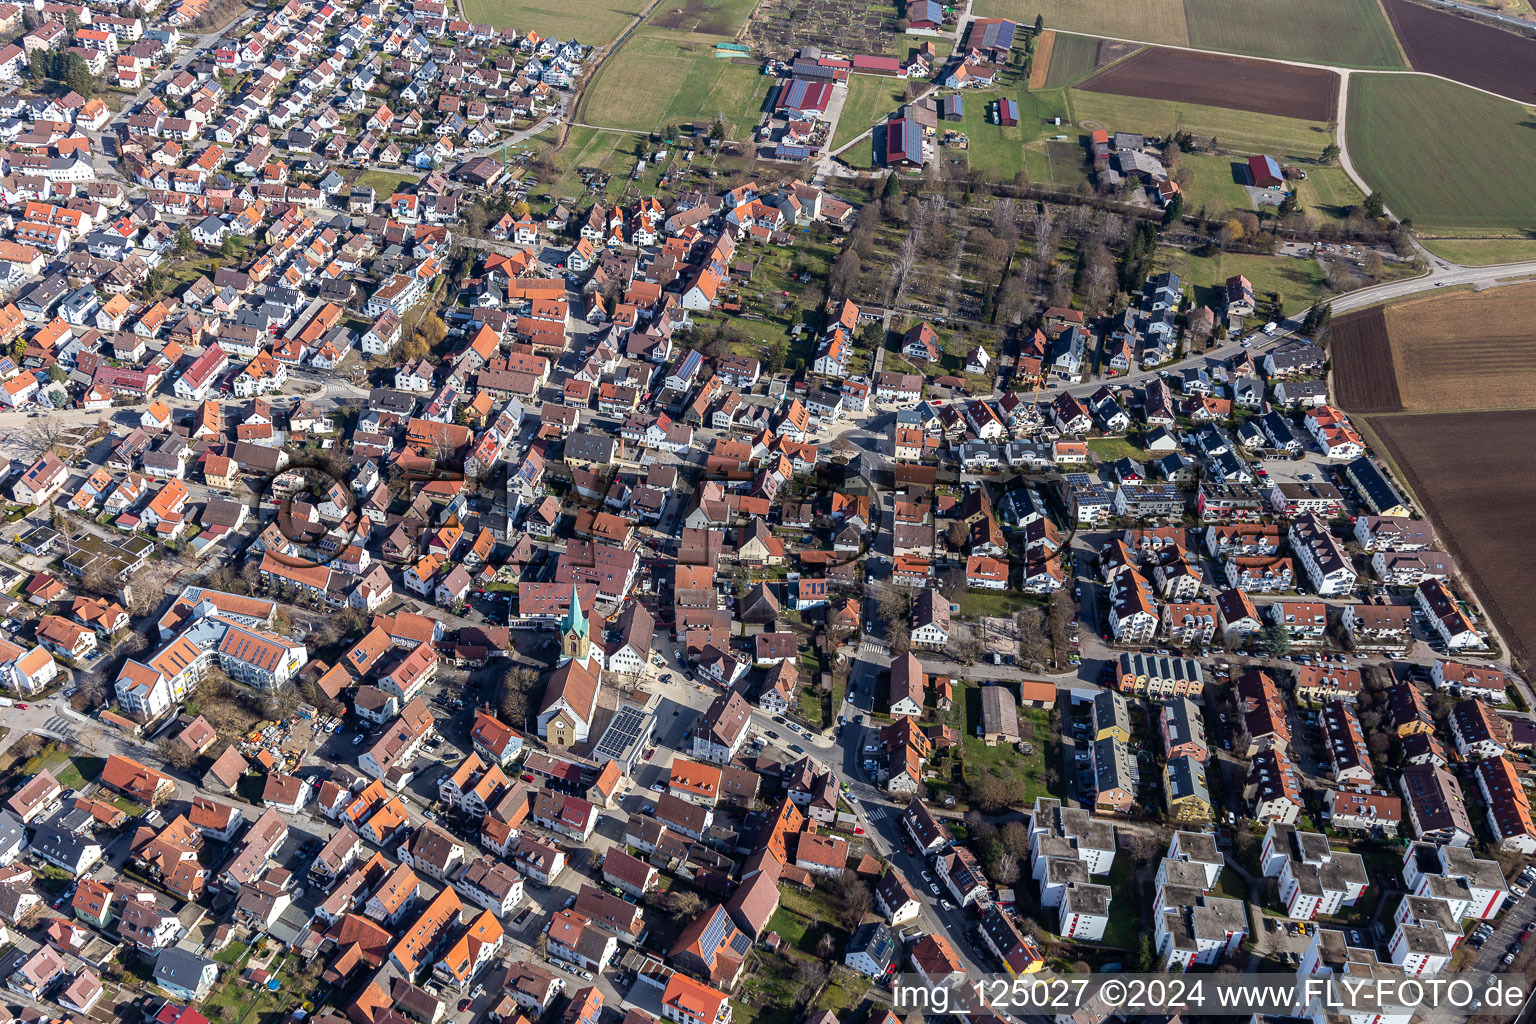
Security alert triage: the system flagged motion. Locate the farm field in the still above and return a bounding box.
[582,36,770,136]
[1076,48,1340,121]
[1066,89,1335,161]
[460,0,644,45]
[1346,75,1536,235]
[1380,284,1536,410]
[1368,409,1536,673]
[1183,0,1406,69]
[646,0,759,38]
[973,0,1191,47]
[1328,306,1402,413]
[1382,0,1536,105]
[1419,237,1536,266]
[1041,31,1102,87]
[831,75,908,151]
[1152,248,1329,314]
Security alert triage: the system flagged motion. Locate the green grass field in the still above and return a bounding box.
[1066,88,1335,160]
[582,35,771,135]
[1347,74,1536,235]
[1184,0,1405,69]
[1043,31,1102,87]
[961,699,1056,805]
[976,0,1190,46]
[958,86,1071,178]
[355,169,420,196]
[1294,165,1366,221]
[1419,237,1536,265]
[1176,151,1258,216]
[461,0,645,45]
[831,75,909,152]
[1154,248,1328,314]
[958,97,1026,178]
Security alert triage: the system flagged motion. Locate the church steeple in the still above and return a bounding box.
[560,584,590,664]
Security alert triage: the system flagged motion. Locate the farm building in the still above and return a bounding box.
[852,55,904,77]
[980,685,1020,745]
[996,98,1018,126]
[940,94,964,122]
[908,0,943,30]
[776,79,834,118]
[886,117,924,168]
[1246,154,1285,189]
[966,18,1018,61]
[774,144,812,162]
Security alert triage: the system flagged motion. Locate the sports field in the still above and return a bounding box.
[582,36,771,135]
[831,76,908,151]
[1183,0,1405,69]
[1346,74,1536,235]
[1066,89,1334,161]
[973,0,1190,47]
[461,0,646,45]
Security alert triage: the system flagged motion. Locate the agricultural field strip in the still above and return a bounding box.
[1076,46,1339,121]
[1046,28,1536,108]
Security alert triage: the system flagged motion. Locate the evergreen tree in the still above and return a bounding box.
[1161,193,1184,227]
[1363,191,1386,219]
[1034,13,1044,34]
[881,173,900,202]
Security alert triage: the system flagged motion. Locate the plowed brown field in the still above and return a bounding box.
[1382,283,1536,410]
[1330,306,1402,413]
[1369,410,1536,672]
[1076,47,1339,121]
[1383,0,1536,105]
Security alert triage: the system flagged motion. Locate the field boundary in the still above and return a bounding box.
[1373,0,1415,67]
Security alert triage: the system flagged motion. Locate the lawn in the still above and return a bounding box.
[976,0,1191,47]
[1153,247,1329,317]
[1346,74,1536,235]
[1293,165,1367,223]
[832,75,909,152]
[582,35,771,136]
[51,754,104,793]
[957,94,1027,179]
[1176,151,1261,217]
[1043,31,1103,88]
[962,692,1056,805]
[460,0,646,45]
[1419,237,1536,266]
[956,589,1041,619]
[354,169,420,196]
[1184,0,1405,69]
[1066,89,1335,162]
[1086,435,1148,464]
